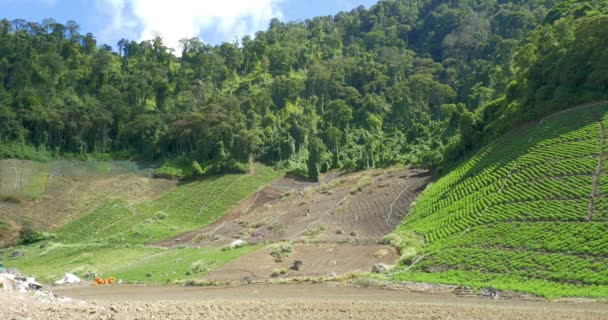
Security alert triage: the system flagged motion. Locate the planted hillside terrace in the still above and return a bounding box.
[56,165,281,245]
[2,165,280,283]
[387,103,608,298]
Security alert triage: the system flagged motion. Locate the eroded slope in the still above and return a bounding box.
[164,167,430,247]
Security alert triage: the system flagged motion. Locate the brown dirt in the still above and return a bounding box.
[6,284,605,320]
[203,244,399,281]
[0,220,18,248]
[159,167,431,247]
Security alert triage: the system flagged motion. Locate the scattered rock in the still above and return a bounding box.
[335,229,343,235]
[230,239,247,248]
[454,286,474,295]
[1,273,45,295]
[243,276,252,285]
[372,263,389,273]
[481,287,500,299]
[251,231,264,238]
[54,273,81,285]
[110,306,118,313]
[350,231,357,237]
[11,250,24,258]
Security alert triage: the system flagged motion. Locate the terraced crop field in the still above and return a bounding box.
[56,165,281,245]
[388,103,608,298]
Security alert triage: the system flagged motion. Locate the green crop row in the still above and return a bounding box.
[56,165,280,245]
[427,222,608,256]
[390,104,608,297]
[414,247,608,286]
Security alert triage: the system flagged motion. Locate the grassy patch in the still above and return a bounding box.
[0,160,49,199]
[2,164,279,283]
[3,242,263,283]
[56,165,280,245]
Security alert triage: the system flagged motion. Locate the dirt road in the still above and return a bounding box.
[9,283,598,320]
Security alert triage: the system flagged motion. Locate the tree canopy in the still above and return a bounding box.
[1,0,607,178]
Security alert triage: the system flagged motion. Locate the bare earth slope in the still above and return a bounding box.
[153,167,430,281]
[160,167,431,247]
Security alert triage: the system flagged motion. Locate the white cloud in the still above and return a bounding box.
[97,0,283,52]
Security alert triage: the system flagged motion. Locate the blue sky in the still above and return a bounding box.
[0,0,378,51]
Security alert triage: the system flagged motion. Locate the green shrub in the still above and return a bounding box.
[0,143,51,161]
[18,226,46,245]
[271,268,288,277]
[185,260,216,276]
[270,242,293,262]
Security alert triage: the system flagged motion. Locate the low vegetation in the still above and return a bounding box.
[17,225,47,245]
[2,242,263,283]
[56,165,280,245]
[271,268,289,278]
[270,242,294,263]
[387,104,608,298]
[2,165,279,283]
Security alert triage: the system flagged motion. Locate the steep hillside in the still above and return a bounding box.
[1,164,280,282]
[159,167,430,247]
[388,102,608,298]
[3,0,592,178]
[56,165,281,245]
[0,160,176,246]
[2,165,431,283]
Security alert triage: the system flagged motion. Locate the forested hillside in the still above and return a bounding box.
[1,0,607,179]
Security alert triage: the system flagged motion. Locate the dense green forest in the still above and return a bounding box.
[1,0,607,179]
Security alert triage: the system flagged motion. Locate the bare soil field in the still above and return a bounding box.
[5,284,604,320]
[203,244,399,281]
[158,167,431,247]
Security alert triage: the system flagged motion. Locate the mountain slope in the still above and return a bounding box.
[56,164,280,245]
[388,102,608,298]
